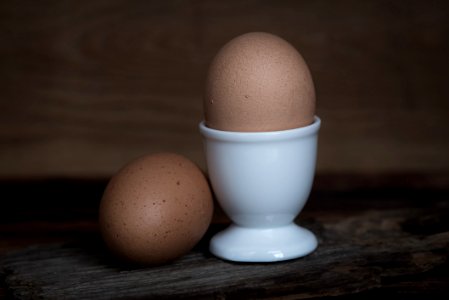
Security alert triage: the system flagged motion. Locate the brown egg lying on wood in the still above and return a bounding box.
[99,153,213,265]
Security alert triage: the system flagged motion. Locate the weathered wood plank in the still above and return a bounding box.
[1,0,449,177]
[1,201,448,299]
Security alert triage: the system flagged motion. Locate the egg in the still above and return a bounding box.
[99,153,213,265]
[204,32,315,132]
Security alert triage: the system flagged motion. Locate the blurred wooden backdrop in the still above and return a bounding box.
[1,0,448,178]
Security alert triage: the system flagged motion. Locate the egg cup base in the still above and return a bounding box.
[209,223,317,262]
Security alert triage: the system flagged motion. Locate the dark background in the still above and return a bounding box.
[1,1,449,298]
[1,0,448,178]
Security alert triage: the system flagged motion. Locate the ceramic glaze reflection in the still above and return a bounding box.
[200,117,321,262]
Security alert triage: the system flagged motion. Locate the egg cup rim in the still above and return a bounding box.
[199,116,320,142]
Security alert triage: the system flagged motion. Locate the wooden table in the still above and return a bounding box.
[1,174,448,299]
[1,1,449,298]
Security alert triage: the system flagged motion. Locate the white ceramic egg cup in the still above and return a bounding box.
[199,116,321,262]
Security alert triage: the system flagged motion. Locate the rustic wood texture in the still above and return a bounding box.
[1,175,449,299]
[1,199,448,299]
[1,0,449,177]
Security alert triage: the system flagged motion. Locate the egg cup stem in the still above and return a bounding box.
[200,117,321,262]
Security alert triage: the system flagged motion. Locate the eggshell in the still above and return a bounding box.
[204,32,315,132]
[99,153,213,265]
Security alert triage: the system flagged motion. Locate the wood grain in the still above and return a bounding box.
[1,175,449,298]
[1,200,448,299]
[1,0,449,177]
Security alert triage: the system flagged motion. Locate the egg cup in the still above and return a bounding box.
[199,116,321,262]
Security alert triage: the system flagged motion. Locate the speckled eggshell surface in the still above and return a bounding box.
[99,153,213,265]
[204,32,315,132]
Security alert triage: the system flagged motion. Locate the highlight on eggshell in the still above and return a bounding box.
[99,152,214,265]
[204,32,316,132]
